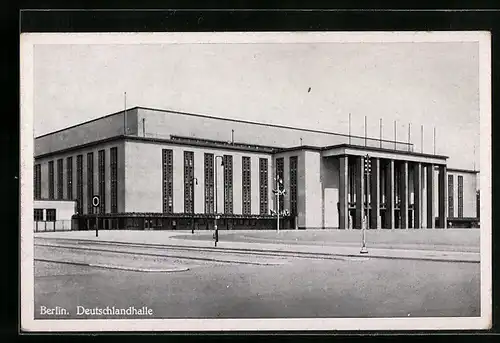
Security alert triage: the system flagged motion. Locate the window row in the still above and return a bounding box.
[34,208,56,222]
[162,150,272,215]
[34,147,118,214]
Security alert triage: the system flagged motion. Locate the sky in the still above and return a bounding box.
[33,40,480,170]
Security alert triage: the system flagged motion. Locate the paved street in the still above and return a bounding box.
[175,228,480,252]
[33,230,481,319]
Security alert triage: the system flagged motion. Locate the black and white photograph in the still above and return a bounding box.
[20,31,491,331]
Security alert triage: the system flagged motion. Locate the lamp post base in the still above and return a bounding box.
[360,245,368,254]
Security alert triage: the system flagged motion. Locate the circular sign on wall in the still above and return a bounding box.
[92,195,100,207]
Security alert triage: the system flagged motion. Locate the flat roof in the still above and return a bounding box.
[329,143,448,160]
[139,106,414,148]
[35,105,414,149]
[35,107,131,139]
[447,168,479,174]
[277,143,448,160]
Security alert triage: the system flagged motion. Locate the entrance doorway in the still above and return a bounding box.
[394,209,401,229]
[408,209,413,228]
[380,209,386,229]
[348,209,355,229]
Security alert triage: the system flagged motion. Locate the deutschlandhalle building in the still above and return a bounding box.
[33,107,479,231]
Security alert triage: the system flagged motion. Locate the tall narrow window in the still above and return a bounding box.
[57,158,63,199]
[395,164,401,206]
[98,150,106,214]
[458,175,464,218]
[259,158,269,215]
[223,155,233,214]
[184,151,194,213]
[48,161,54,199]
[476,190,480,219]
[276,157,284,211]
[448,175,454,217]
[204,153,214,214]
[66,157,73,200]
[76,155,83,214]
[110,147,118,213]
[242,156,251,215]
[290,156,298,215]
[380,164,386,204]
[162,149,174,213]
[34,164,41,199]
[349,161,355,204]
[87,152,94,214]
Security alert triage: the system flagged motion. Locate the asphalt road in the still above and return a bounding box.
[173,229,480,252]
[34,238,480,319]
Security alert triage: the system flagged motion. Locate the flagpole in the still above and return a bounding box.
[408,123,411,152]
[349,113,351,145]
[394,120,397,150]
[379,118,382,148]
[124,92,127,135]
[433,127,436,155]
[473,145,476,171]
[364,116,367,147]
[421,125,424,153]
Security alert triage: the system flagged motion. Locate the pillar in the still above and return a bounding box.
[370,157,381,229]
[355,156,364,230]
[339,156,349,230]
[385,159,395,230]
[426,164,435,229]
[400,161,409,229]
[414,163,422,229]
[438,165,447,228]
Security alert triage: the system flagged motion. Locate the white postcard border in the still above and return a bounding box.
[20,31,492,332]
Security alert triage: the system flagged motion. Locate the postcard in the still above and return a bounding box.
[20,31,491,332]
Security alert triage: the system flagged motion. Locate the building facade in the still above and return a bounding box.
[33,199,76,232]
[34,107,479,231]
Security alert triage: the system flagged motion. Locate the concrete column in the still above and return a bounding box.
[385,159,395,230]
[339,156,349,230]
[355,156,364,230]
[414,163,422,229]
[426,164,435,229]
[400,161,409,229]
[304,151,323,229]
[370,157,380,229]
[438,165,448,228]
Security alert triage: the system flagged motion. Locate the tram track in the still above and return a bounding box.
[34,237,349,261]
[34,236,479,264]
[34,242,291,266]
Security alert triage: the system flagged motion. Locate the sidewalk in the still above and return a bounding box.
[34,230,480,263]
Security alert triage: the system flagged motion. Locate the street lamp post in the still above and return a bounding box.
[214,156,224,246]
[191,177,198,234]
[361,154,371,254]
[273,176,286,232]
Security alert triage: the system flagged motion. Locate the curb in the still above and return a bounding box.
[319,253,478,264]
[35,237,479,264]
[35,243,285,266]
[34,258,190,273]
[236,234,480,253]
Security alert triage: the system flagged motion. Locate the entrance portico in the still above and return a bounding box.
[323,144,448,230]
